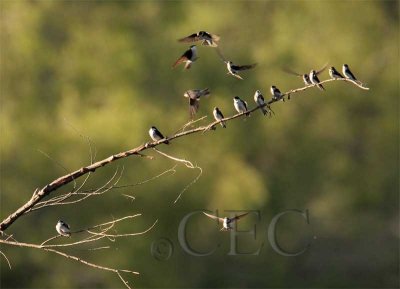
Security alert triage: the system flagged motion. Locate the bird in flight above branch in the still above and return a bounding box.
[172,45,198,70]
[178,31,220,47]
[215,47,256,80]
[184,88,211,119]
[203,212,250,231]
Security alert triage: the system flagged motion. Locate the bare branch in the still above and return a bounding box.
[0,77,368,232]
[0,250,12,269]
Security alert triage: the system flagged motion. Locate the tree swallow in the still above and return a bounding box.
[270,85,285,102]
[329,66,344,79]
[233,96,250,116]
[309,70,325,90]
[283,63,327,86]
[149,126,169,144]
[56,220,71,237]
[213,107,226,128]
[183,88,211,119]
[172,45,198,70]
[342,64,357,81]
[253,90,270,116]
[225,61,257,80]
[178,31,220,47]
[203,212,250,231]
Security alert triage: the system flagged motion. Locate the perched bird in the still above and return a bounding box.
[283,63,327,86]
[56,220,71,237]
[178,31,220,47]
[203,212,250,231]
[172,45,198,70]
[270,85,285,102]
[183,88,211,119]
[329,66,344,79]
[149,126,169,144]
[342,64,358,81]
[309,70,325,90]
[225,61,257,80]
[253,90,269,116]
[233,96,250,116]
[213,107,226,128]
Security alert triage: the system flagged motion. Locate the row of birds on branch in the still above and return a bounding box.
[55,32,363,236]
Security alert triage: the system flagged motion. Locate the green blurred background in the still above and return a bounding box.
[1,1,398,288]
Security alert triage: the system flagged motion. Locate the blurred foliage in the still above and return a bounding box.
[0,0,398,288]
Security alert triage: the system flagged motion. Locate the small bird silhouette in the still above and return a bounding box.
[183,88,211,119]
[203,212,250,231]
[178,31,220,47]
[149,126,169,144]
[172,45,198,70]
[213,107,226,128]
[56,220,71,237]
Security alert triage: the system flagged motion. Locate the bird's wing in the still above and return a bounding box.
[189,98,199,119]
[211,33,221,42]
[232,212,250,221]
[282,67,302,77]
[203,212,224,222]
[200,88,211,97]
[178,33,200,43]
[233,63,257,71]
[64,223,71,230]
[316,62,329,75]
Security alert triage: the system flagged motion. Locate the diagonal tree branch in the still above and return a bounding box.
[0,78,369,233]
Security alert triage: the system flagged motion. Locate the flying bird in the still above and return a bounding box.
[283,63,327,86]
[225,61,257,80]
[149,126,169,144]
[342,64,358,82]
[309,70,325,90]
[184,88,211,119]
[270,85,285,102]
[253,90,270,116]
[203,212,250,231]
[172,45,198,70]
[56,220,71,237]
[213,107,226,128]
[178,31,220,47]
[233,96,250,116]
[329,66,344,79]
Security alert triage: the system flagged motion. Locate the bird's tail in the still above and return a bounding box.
[172,57,186,69]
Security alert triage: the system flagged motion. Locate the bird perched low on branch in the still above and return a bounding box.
[233,96,250,116]
[56,220,71,237]
[271,85,285,102]
[283,63,327,86]
[310,69,325,90]
[342,64,358,82]
[253,90,270,116]
[149,126,169,144]
[213,107,226,128]
[329,66,344,79]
